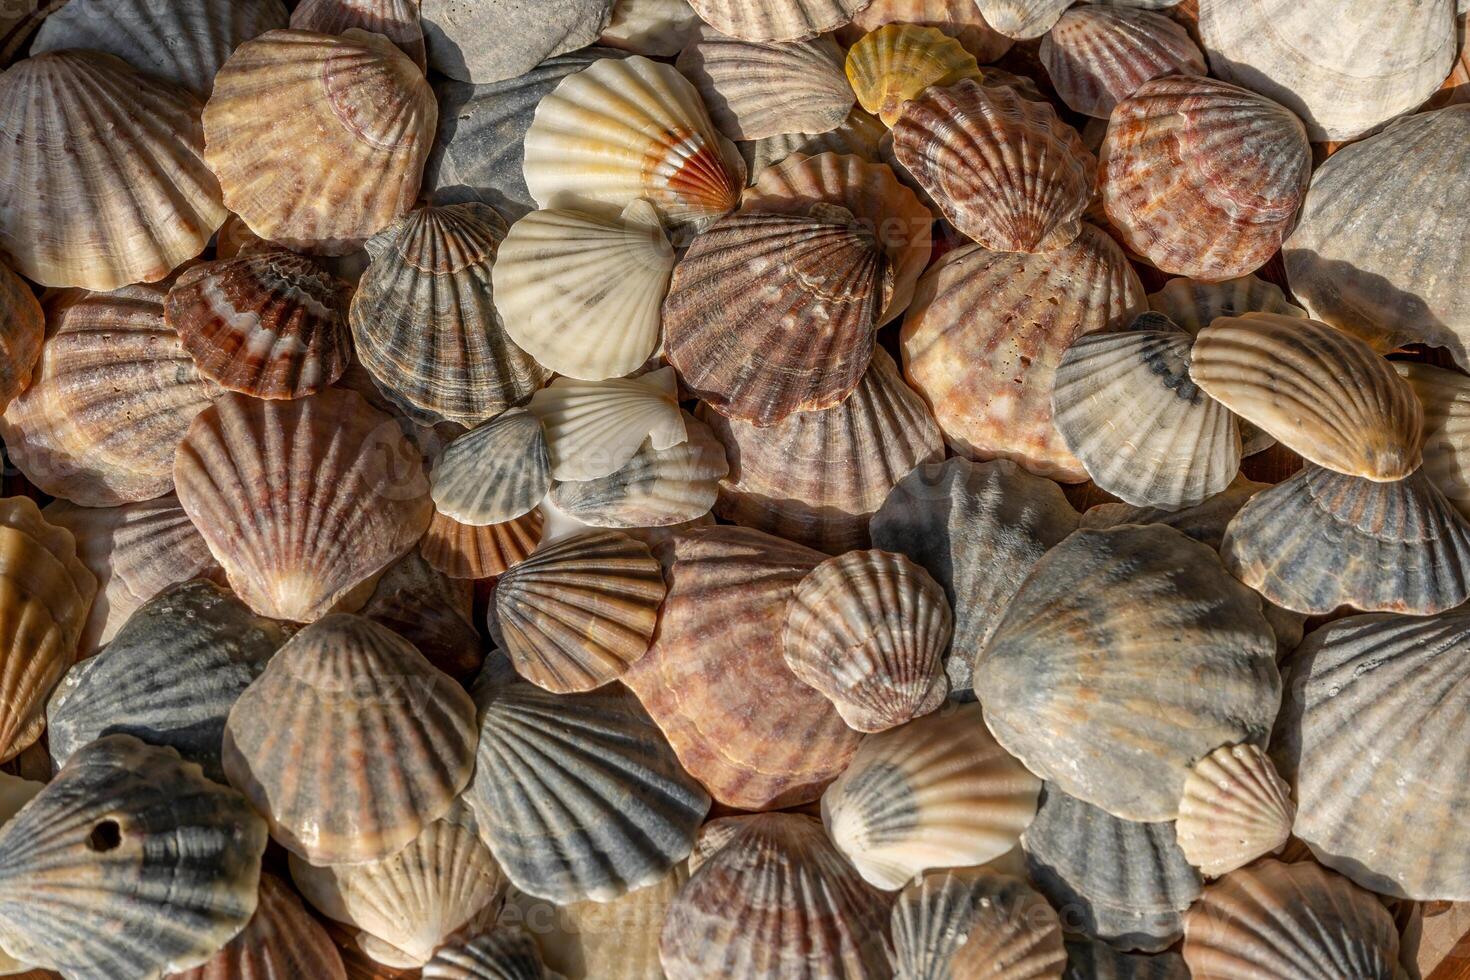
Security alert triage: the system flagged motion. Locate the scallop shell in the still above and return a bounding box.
[171,872,346,980]
[1197,0,1457,141]
[1099,76,1311,281]
[621,525,862,809]
[686,0,870,41]
[892,79,1092,253]
[1063,938,1190,980]
[1175,744,1293,878]
[974,0,1071,38]
[659,813,892,979]
[522,55,744,234]
[846,24,981,126]
[290,0,426,70]
[842,0,1013,64]
[0,735,267,980]
[901,224,1146,481]
[421,511,544,582]
[204,29,436,255]
[173,388,433,623]
[431,410,551,526]
[1190,313,1424,481]
[737,109,887,186]
[1397,362,1470,518]
[704,346,944,553]
[528,368,687,482]
[423,927,557,980]
[0,260,40,413]
[420,0,612,83]
[677,28,853,140]
[1182,859,1402,978]
[222,614,477,865]
[1147,274,1307,336]
[362,551,483,681]
[891,869,1065,980]
[978,524,1280,821]
[1052,316,1242,509]
[600,0,703,56]
[783,550,951,732]
[1041,6,1203,118]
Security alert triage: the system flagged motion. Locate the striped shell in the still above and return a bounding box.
[846,24,980,126]
[1147,274,1306,336]
[422,928,555,980]
[975,0,1071,38]
[290,0,426,70]
[421,510,543,581]
[528,368,687,482]
[171,872,346,980]
[1397,362,1470,518]
[677,28,853,140]
[419,0,611,83]
[686,0,871,42]
[0,259,41,413]
[1041,6,1204,118]
[738,110,887,185]
[892,869,1065,980]
[1175,744,1294,878]
[361,551,483,681]
[431,409,551,526]
[841,0,1013,63]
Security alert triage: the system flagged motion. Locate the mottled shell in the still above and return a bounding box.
[204,29,437,254]
[1147,274,1306,336]
[0,735,267,980]
[659,813,892,979]
[600,0,703,56]
[686,0,870,41]
[1099,76,1311,281]
[846,24,980,126]
[222,614,477,865]
[892,869,1065,980]
[622,525,861,809]
[422,927,556,980]
[678,28,853,140]
[901,225,1146,481]
[171,872,346,980]
[1398,363,1470,518]
[1041,6,1203,118]
[738,109,887,186]
[431,410,551,527]
[842,0,1013,62]
[0,260,41,413]
[1063,938,1190,980]
[1175,744,1293,878]
[290,0,426,70]
[528,368,688,482]
[420,0,612,83]
[361,551,482,681]
[975,0,1071,38]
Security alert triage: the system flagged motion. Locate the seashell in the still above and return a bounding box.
[1040,6,1204,118]
[1197,0,1457,142]
[173,388,433,623]
[522,55,744,234]
[622,525,861,809]
[420,0,613,83]
[165,248,354,400]
[467,663,709,903]
[1063,938,1190,980]
[659,813,892,978]
[222,613,477,865]
[170,872,346,980]
[1023,786,1202,953]
[1052,315,1242,509]
[362,551,483,681]
[823,701,1042,889]
[704,346,944,553]
[422,927,557,980]
[783,550,951,732]
[1397,363,1470,518]
[204,29,436,255]
[0,260,41,413]
[901,224,1146,481]
[1182,859,1402,978]
[0,735,267,980]
[846,24,980,127]
[291,0,426,70]
[1190,313,1424,481]
[841,0,1013,63]
[974,0,1071,38]
[490,530,665,693]
[891,869,1065,980]
[493,201,674,381]
[686,0,870,42]
[871,456,1079,694]
[1283,105,1470,367]
[1147,274,1306,336]
[600,0,703,56]
[290,802,506,968]
[1175,744,1293,878]
[737,109,887,185]
[431,410,551,526]
[422,510,543,582]
[677,28,853,140]
[978,524,1280,822]
[1099,76,1311,282]
[892,79,1092,253]
[528,368,687,482]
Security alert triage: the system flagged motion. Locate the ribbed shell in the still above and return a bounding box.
[1063,938,1190,980]
[621,525,862,809]
[173,388,433,623]
[290,0,426,70]
[893,79,1093,253]
[221,614,478,864]
[686,0,871,41]
[1040,6,1204,118]
[841,0,1013,63]
[1100,76,1311,281]
[361,551,482,681]
[1190,313,1425,481]
[978,524,1280,821]
[203,29,437,255]
[846,24,981,126]
[1398,362,1470,518]
[421,510,542,582]
[1147,274,1306,336]
[0,735,267,980]
[704,346,943,553]
[891,869,1065,980]
[1175,744,1293,878]
[419,0,611,83]
[738,109,886,186]
[467,666,709,904]
[430,410,550,526]
[975,0,1071,38]
[0,259,40,412]
[901,225,1146,480]
[659,813,893,979]
[528,368,688,482]
[170,872,346,980]
[677,28,853,139]
[422,928,554,980]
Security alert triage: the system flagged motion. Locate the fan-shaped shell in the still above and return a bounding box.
[204,29,437,255]
[600,0,703,56]
[842,0,1013,62]
[892,869,1065,980]
[846,24,981,126]
[420,0,612,83]
[223,614,477,865]
[975,0,1071,38]
[1175,744,1293,878]
[1147,274,1306,335]
[687,0,870,42]
[659,813,892,978]
[431,410,551,526]
[0,735,267,980]
[1398,363,1470,518]
[362,551,483,681]
[0,260,40,413]
[173,387,433,623]
[291,0,426,70]
[1041,6,1203,118]
[677,28,853,140]
[528,368,687,482]
[423,927,556,980]
[171,872,346,980]
[738,110,887,187]
[1063,938,1190,980]
[421,511,543,582]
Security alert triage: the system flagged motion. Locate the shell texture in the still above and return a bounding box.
[737,109,887,186]
[170,872,346,980]
[677,28,853,140]
[431,409,551,526]
[291,0,427,70]
[600,0,703,56]
[686,0,872,42]
[846,24,981,126]
[891,869,1065,980]
[528,368,687,482]
[1147,274,1306,336]
[1040,6,1204,118]
[1175,744,1294,878]
[0,260,41,414]
[1397,362,1470,518]
[362,551,482,681]
[422,510,544,581]
[841,0,1013,63]
[1063,938,1190,980]
[975,0,1071,38]
[422,927,555,980]
[420,0,613,83]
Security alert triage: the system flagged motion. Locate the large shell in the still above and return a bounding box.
[1063,938,1190,980]
[1099,76,1311,282]
[0,260,41,413]
[974,0,1071,38]
[977,524,1280,821]
[892,79,1092,253]
[1040,6,1203,118]
[221,614,478,864]
[421,510,544,582]
[291,0,426,70]
[422,927,556,980]
[1397,362,1470,517]
[1175,744,1294,878]
[841,0,1013,62]
[846,24,980,126]
[677,28,852,140]
[431,410,551,527]
[171,872,346,980]
[891,869,1065,980]
[901,224,1145,481]
[686,0,870,42]
[621,525,862,809]
[203,29,437,255]
[420,0,612,83]
[0,735,267,980]
[1147,274,1306,336]
[173,388,433,623]
[659,813,892,978]
[528,368,688,482]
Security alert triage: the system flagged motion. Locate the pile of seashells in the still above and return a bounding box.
[0,0,1466,977]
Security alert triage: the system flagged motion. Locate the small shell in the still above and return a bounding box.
[737,108,887,186]
[419,0,612,83]
[677,28,853,140]
[1147,274,1306,336]
[290,0,426,70]
[1063,938,1190,980]
[783,550,951,732]
[1040,6,1204,118]
[842,0,1013,65]
[431,410,551,526]
[361,551,483,681]
[528,368,687,482]
[0,259,41,413]
[422,510,544,582]
[423,927,556,980]
[846,24,981,126]
[686,0,870,42]
[222,614,478,865]
[171,872,346,980]
[204,29,437,254]
[891,869,1065,980]
[975,0,1072,38]
[600,0,703,56]
[1175,744,1294,878]
[1397,362,1470,518]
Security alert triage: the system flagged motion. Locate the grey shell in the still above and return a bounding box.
[431,408,551,526]
[422,927,555,979]
[1063,937,1190,980]
[421,0,614,83]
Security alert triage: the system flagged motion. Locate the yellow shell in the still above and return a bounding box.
[846,24,981,126]
[840,0,1014,64]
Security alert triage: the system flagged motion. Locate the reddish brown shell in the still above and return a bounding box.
[1040,5,1205,118]
[170,872,346,980]
[0,258,41,412]
[421,509,543,580]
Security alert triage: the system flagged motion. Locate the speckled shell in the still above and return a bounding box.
[704,346,943,553]
[529,368,687,482]
[467,664,708,904]
[660,813,893,979]
[621,525,861,809]
[0,735,267,980]
[738,109,887,185]
[1041,6,1202,118]
[686,0,870,41]
[1190,313,1424,481]
[361,551,483,680]
[290,0,426,70]
[422,927,556,980]
[600,0,703,56]
[975,0,1071,38]
[871,456,1079,694]
[1182,860,1402,978]
[1147,274,1306,336]
[893,80,1092,253]
[431,410,551,526]
[170,872,346,980]
[1175,744,1293,878]
[0,260,41,413]
[901,224,1146,481]
[843,0,1012,64]
[892,869,1065,980]
[782,550,951,732]
[223,614,476,865]
[1063,938,1190,980]
[1198,0,1456,141]
[1102,77,1310,283]
[1398,363,1470,518]
[678,28,852,140]
[421,510,544,582]
[978,524,1280,821]
[420,0,612,83]
[204,29,436,255]
[846,25,980,126]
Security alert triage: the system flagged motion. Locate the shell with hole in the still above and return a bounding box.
[891,869,1066,979]
[1147,273,1306,336]
[686,0,872,42]
[845,24,980,126]
[975,0,1072,38]
[1397,363,1470,518]
[290,0,426,70]
[420,0,612,83]
[528,368,687,482]
[1040,5,1204,118]
[0,259,41,414]
[422,927,558,980]
[171,872,346,980]
[431,409,551,527]
[1174,744,1293,878]
[677,28,853,140]
[840,0,1013,63]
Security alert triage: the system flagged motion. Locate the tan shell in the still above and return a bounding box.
[891,869,1066,980]
[599,0,703,56]
[1041,6,1203,118]
[422,510,544,581]
[686,0,871,42]
[846,24,981,126]
[737,108,887,186]
[1175,744,1294,878]
[290,0,427,70]
[840,0,1013,64]
[170,872,346,980]
[0,260,41,413]
[1398,363,1470,519]
[677,28,853,140]
[528,368,688,482]
[360,551,483,682]
[974,0,1071,38]
[1147,274,1306,336]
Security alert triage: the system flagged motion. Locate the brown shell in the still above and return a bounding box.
[361,551,483,682]
[1147,273,1306,336]
[1041,6,1204,118]
[170,872,346,980]
[0,259,41,412]
[290,0,426,70]
[421,509,543,580]
[839,0,1013,63]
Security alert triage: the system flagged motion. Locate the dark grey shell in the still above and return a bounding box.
[423,927,553,979]
[431,408,551,526]
[1063,937,1190,980]
[891,869,1065,979]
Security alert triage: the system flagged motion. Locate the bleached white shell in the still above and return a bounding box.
[1175,744,1294,877]
[431,409,551,526]
[528,368,688,482]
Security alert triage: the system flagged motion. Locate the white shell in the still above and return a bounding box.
[1175,744,1294,878]
[975,0,1071,38]
[528,368,688,482]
